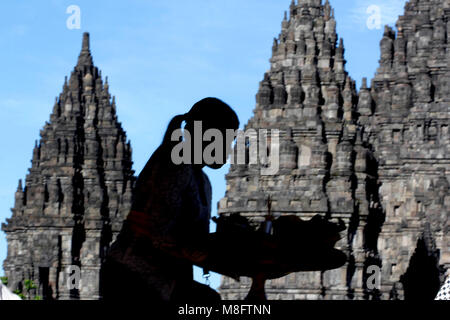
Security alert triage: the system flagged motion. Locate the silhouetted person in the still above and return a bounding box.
[101,98,239,302]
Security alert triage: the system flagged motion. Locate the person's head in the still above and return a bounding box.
[163,97,240,169]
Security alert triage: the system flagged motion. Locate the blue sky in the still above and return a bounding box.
[0,0,407,290]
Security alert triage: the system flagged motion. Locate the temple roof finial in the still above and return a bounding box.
[361,77,368,90]
[82,32,90,52]
[344,77,352,91]
[77,32,93,68]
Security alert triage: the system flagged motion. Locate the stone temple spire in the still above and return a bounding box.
[220,0,367,300]
[2,33,135,300]
[220,0,449,301]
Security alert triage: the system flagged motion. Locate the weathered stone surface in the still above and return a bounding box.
[2,33,135,300]
[219,0,449,300]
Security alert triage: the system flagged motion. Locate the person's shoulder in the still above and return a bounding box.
[136,144,196,188]
[138,146,186,175]
[154,149,195,185]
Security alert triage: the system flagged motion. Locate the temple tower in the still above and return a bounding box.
[219,0,376,300]
[219,0,449,300]
[2,33,135,300]
[367,0,449,300]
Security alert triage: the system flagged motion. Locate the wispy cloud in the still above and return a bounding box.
[0,98,23,109]
[0,97,52,130]
[9,24,28,36]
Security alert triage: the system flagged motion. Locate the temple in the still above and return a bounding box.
[219,0,449,300]
[2,33,135,300]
